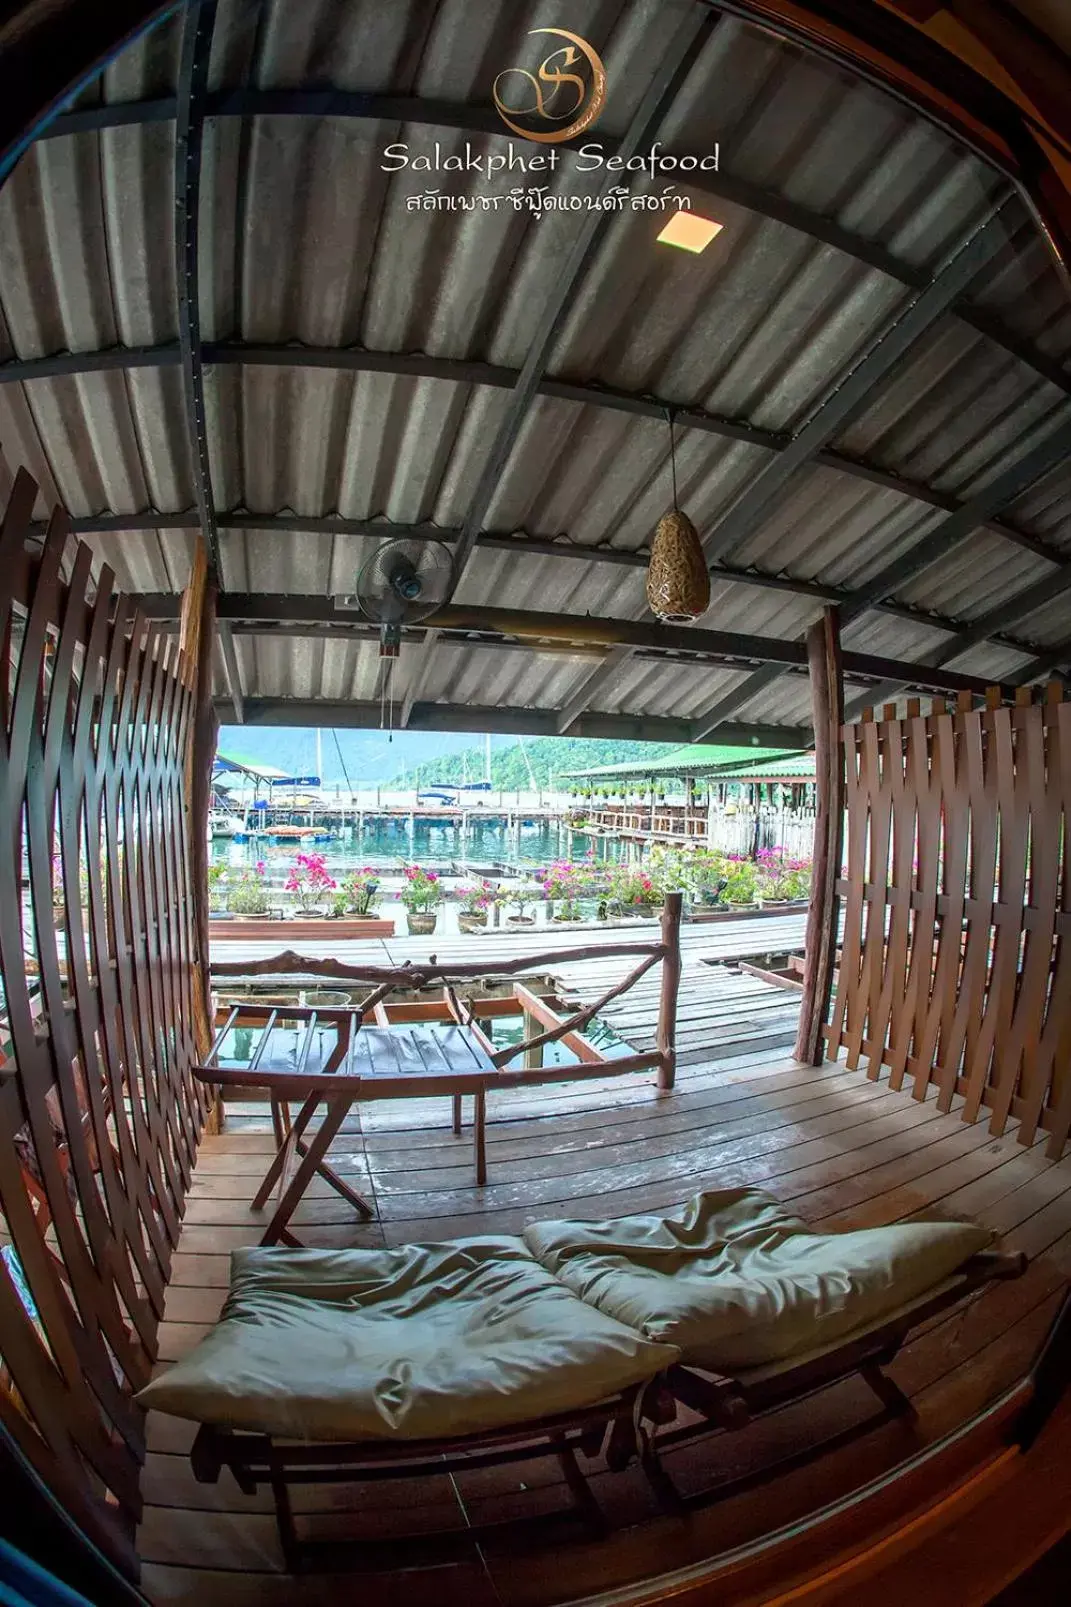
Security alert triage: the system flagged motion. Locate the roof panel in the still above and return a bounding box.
[0,0,1066,737]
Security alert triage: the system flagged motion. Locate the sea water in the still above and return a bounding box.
[209,817,629,877]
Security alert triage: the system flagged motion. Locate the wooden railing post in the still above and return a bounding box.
[795,606,845,1066]
[179,540,220,1124]
[658,891,683,1090]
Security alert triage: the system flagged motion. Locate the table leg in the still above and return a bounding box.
[474,1088,487,1186]
[252,1092,319,1212]
[260,1096,371,1246]
[452,1093,462,1136]
[295,1134,375,1216]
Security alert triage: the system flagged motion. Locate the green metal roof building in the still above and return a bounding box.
[565,743,813,785]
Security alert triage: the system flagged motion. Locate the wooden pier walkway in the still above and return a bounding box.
[210,911,811,1069]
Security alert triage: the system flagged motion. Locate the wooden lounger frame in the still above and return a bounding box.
[189,1383,667,1571]
[186,1251,1025,1571]
[633,1250,1027,1508]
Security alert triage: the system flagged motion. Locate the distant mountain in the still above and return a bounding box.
[215,728,676,789]
[392,737,678,790]
[215,727,503,787]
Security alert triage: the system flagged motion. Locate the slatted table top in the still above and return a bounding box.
[199,1014,498,1096]
[350,1025,497,1090]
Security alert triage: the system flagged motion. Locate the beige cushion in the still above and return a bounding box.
[522,1190,993,1371]
[137,1237,678,1441]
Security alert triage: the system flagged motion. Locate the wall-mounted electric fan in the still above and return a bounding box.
[354,537,453,731]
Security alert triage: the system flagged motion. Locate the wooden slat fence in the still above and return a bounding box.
[825,689,1070,1158]
[0,470,206,1574]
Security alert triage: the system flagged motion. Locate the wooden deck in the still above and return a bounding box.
[137,924,1070,1605]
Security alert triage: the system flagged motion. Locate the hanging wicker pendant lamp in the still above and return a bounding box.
[645,409,710,624]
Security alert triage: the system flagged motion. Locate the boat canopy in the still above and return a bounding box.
[214,753,321,787]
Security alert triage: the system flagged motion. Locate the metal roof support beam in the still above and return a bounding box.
[399,628,439,728]
[557,648,635,734]
[128,592,1022,700]
[175,0,242,728]
[175,1,219,577]
[215,622,244,723]
[396,6,717,728]
[1013,639,1071,685]
[696,408,1071,738]
[616,203,1015,726]
[34,504,1055,660]
[35,90,1071,401]
[701,206,1011,567]
[842,539,1071,718]
[225,697,810,748]
[10,341,1061,567]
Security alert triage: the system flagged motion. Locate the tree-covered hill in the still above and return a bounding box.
[391,737,677,790]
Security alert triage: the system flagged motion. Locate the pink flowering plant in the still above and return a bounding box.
[341,866,380,915]
[456,880,495,915]
[537,858,610,919]
[400,864,443,912]
[756,847,812,902]
[285,850,336,908]
[609,865,658,911]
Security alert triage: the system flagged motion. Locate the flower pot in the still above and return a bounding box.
[237,910,271,921]
[727,900,759,914]
[406,912,437,935]
[52,906,66,929]
[507,915,536,926]
[292,906,325,918]
[457,912,487,933]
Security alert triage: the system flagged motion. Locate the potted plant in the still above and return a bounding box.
[227,860,270,918]
[756,848,812,909]
[722,857,759,911]
[341,867,379,916]
[539,860,583,922]
[506,886,540,926]
[609,864,658,918]
[285,850,336,915]
[329,891,350,919]
[400,865,443,934]
[456,881,494,932]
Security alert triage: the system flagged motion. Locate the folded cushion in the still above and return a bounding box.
[138,1236,678,1441]
[522,1190,992,1372]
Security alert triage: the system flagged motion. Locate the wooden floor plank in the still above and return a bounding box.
[143,945,1070,1607]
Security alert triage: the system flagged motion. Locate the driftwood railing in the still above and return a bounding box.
[210,892,684,1091]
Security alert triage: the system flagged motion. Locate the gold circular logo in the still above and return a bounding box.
[493,28,607,144]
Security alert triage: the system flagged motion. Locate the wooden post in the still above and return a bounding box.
[179,542,221,1129]
[522,1010,545,1072]
[795,607,845,1066]
[657,891,683,1090]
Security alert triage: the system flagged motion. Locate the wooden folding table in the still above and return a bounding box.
[194,1008,497,1246]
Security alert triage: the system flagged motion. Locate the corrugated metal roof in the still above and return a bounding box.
[717,753,816,780]
[0,0,1068,743]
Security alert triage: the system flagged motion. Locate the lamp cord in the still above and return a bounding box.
[667,406,678,511]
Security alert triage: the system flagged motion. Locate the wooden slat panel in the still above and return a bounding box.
[0,473,206,1573]
[825,689,1069,1158]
